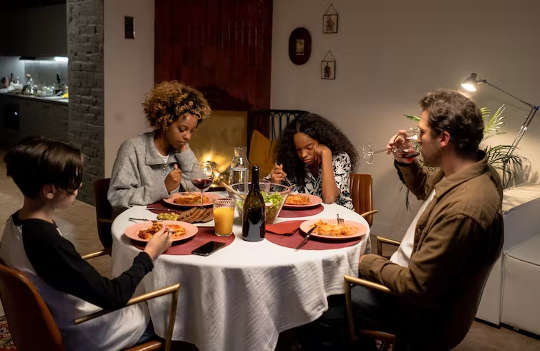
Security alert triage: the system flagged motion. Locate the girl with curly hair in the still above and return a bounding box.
[108,81,211,209]
[270,113,358,210]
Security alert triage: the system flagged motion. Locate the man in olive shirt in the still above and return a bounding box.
[354,90,504,350]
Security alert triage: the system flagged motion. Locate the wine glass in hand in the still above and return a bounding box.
[191,162,214,204]
[361,127,420,165]
[390,127,420,160]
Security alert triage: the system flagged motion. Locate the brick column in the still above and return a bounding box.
[67,0,104,204]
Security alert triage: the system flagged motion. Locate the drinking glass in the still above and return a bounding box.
[191,162,214,204]
[361,127,420,165]
[213,198,235,236]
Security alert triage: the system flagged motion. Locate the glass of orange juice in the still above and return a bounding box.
[213,198,235,236]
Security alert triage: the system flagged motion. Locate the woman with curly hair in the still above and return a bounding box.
[108,81,211,209]
[270,113,358,210]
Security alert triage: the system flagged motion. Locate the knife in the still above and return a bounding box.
[295,224,317,250]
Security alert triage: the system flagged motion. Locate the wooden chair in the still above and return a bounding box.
[246,109,307,156]
[344,235,398,351]
[94,178,114,252]
[0,255,180,351]
[349,173,378,226]
[344,234,499,350]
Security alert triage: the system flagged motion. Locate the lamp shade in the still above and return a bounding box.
[461,73,479,92]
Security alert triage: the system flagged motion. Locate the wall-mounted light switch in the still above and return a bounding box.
[124,16,135,39]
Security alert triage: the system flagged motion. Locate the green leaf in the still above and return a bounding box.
[403,114,421,122]
[484,105,506,140]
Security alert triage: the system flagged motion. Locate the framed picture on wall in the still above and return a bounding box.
[323,14,338,33]
[321,60,336,80]
[288,27,312,65]
[321,50,336,80]
[323,4,339,33]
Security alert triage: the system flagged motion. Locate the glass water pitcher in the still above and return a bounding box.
[229,146,250,193]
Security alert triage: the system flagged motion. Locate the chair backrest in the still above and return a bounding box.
[0,260,65,351]
[349,173,374,226]
[246,109,307,156]
[94,178,113,250]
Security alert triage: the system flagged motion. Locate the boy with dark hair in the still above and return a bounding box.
[1,137,171,350]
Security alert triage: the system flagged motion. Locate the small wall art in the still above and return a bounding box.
[288,27,312,65]
[321,50,336,80]
[323,3,338,33]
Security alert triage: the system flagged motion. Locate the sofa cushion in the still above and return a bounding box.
[501,233,540,335]
[505,233,540,266]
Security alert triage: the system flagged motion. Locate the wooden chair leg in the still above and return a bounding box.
[344,280,358,342]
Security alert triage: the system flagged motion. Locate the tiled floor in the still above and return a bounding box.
[0,150,539,350]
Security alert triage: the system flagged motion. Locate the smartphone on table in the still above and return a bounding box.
[191,241,227,256]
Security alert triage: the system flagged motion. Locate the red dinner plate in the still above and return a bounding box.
[124,220,198,242]
[162,192,221,208]
[299,218,366,240]
[283,194,322,209]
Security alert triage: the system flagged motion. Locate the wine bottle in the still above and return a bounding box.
[242,165,265,242]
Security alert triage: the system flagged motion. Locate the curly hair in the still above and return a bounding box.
[420,89,484,157]
[275,113,358,188]
[143,81,211,131]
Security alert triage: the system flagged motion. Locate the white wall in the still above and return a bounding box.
[104,0,155,176]
[272,0,540,238]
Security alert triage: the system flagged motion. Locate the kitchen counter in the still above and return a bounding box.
[0,92,68,104]
[0,93,69,146]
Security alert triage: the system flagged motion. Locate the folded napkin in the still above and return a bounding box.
[266,220,304,235]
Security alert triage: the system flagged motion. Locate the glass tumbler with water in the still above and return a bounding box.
[229,146,250,193]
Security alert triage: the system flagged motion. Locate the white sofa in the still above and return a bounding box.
[476,184,540,335]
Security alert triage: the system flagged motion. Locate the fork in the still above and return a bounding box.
[336,213,344,225]
[129,217,155,222]
[295,225,317,250]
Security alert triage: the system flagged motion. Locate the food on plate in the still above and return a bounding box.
[157,212,180,221]
[313,220,357,237]
[165,224,187,239]
[285,193,310,205]
[137,221,187,240]
[138,221,163,240]
[174,192,209,205]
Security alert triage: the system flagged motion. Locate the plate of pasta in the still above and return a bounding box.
[299,219,366,240]
[124,220,198,242]
[283,194,322,209]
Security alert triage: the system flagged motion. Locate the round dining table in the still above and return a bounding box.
[111,200,370,351]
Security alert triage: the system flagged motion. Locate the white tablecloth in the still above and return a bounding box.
[111,202,370,351]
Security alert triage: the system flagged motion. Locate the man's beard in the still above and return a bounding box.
[421,149,442,167]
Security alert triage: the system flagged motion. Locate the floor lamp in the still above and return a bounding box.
[461,73,539,186]
[461,73,539,156]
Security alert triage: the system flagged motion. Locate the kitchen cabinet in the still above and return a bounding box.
[0,4,67,57]
[0,93,68,146]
